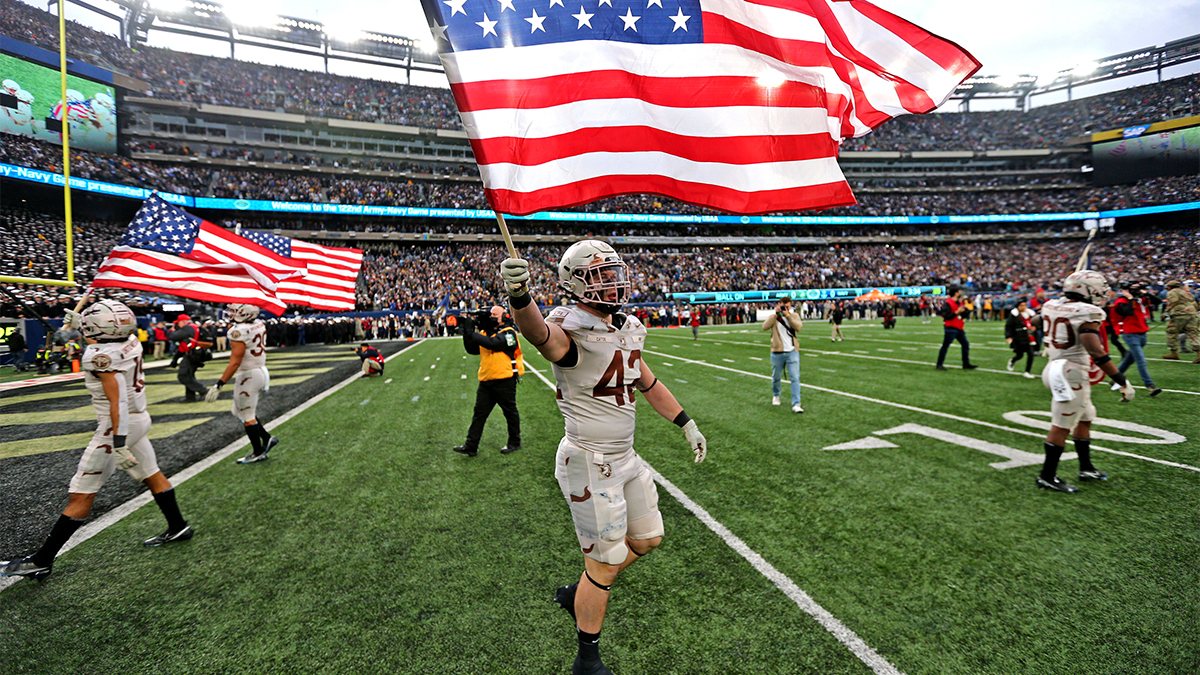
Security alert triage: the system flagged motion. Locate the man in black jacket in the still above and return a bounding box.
[169,314,212,402]
[1004,299,1038,378]
[453,306,524,457]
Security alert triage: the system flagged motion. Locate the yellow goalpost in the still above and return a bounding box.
[0,2,77,289]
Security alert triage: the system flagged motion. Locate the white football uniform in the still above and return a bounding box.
[1040,298,1106,429]
[71,336,159,493]
[227,320,269,422]
[548,306,663,564]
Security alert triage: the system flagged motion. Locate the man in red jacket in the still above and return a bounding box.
[935,286,978,371]
[1112,281,1163,397]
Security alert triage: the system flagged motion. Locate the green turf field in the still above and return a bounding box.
[2,318,1196,675]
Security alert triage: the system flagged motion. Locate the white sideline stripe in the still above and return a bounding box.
[707,337,1200,397]
[0,344,420,595]
[641,348,1200,473]
[520,360,903,675]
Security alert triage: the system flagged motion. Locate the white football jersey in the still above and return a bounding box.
[548,306,647,455]
[1042,297,1106,366]
[228,320,267,370]
[83,335,146,417]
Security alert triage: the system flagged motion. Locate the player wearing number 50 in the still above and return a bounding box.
[501,241,707,675]
[205,304,278,464]
[1034,271,1136,493]
[1,301,193,582]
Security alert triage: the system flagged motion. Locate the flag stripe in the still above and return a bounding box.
[471,126,837,167]
[93,248,287,315]
[190,222,305,285]
[831,1,981,86]
[486,173,855,216]
[482,151,843,194]
[452,73,840,115]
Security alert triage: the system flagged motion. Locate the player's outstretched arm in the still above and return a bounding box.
[636,362,707,463]
[500,257,571,362]
[1079,322,1135,402]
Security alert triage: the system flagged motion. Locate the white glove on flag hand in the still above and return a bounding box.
[204,383,222,403]
[683,419,707,463]
[1119,382,1136,403]
[113,444,138,471]
[500,258,530,297]
[64,309,82,330]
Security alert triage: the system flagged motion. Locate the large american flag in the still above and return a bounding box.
[241,231,364,312]
[91,195,298,314]
[421,0,979,215]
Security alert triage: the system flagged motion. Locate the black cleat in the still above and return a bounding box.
[1149,388,1163,397]
[554,583,578,622]
[962,364,979,370]
[262,436,279,456]
[1078,469,1109,482]
[1036,476,1079,493]
[935,365,948,371]
[500,445,521,454]
[572,655,614,675]
[453,445,478,457]
[143,525,194,547]
[0,557,52,581]
[237,451,268,464]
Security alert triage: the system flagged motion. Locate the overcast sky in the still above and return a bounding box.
[32,0,1200,110]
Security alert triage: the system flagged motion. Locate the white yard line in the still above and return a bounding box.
[1,344,419,594]
[640,348,1200,473]
[703,337,1200,397]
[520,359,905,675]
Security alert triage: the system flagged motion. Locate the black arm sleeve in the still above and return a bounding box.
[471,330,510,352]
[168,327,192,342]
[1114,301,1135,317]
[461,330,481,355]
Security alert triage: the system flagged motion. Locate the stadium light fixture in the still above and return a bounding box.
[223,3,282,28]
[1072,62,1098,78]
[325,19,366,43]
[150,0,190,14]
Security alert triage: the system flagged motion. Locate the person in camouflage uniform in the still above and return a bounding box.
[1162,280,1199,364]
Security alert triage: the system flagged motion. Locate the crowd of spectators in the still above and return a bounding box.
[2,0,1197,148]
[2,202,1194,321]
[126,140,479,177]
[8,131,1198,215]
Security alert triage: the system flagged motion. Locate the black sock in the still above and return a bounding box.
[152,488,188,532]
[32,515,84,567]
[244,425,263,454]
[249,423,271,452]
[1041,442,1064,480]
[577,629,601,662]
[1074,438,1094,472]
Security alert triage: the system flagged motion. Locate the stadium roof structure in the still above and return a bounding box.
[45,1,1200,99]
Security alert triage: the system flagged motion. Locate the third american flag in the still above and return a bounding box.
[420,0,979,215]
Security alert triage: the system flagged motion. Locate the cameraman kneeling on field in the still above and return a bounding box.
[453,306,524,457]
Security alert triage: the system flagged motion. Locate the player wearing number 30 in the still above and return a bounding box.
[501,240,707,675]
[1,301,192,582]
[206,303,278,464]
[1034,270,1136,493]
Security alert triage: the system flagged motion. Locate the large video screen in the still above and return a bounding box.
[1092,126,1200,186]
[0,52,117,153]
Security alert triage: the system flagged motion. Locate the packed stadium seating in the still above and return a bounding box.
[2,206,1194,317]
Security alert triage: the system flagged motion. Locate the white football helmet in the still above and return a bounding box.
[93,92,114,112]
[80,300,137,341]
[226,303,260,323]
[1062,270,1111,305]
[2,79,17,95]
[557,240,631,313]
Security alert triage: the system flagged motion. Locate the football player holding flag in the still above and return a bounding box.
[1035,271,1136,493]
[205,303,278,464]
[1,301,193,581]
[501,241,707,675]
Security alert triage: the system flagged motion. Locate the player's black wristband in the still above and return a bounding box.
[216,379,226,388]
[1079,328,1101,336]
[509,292,532,309]
[113,434,126,449]
[673,411,691,428]
[1109,372,1127,386]
[1093,354,1112,367]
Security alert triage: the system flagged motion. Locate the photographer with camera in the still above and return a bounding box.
[453,306,524,457]
[935,286,979,371]
[763,298,805,412]
[1113,281,1163,396]
[168,314,213,402]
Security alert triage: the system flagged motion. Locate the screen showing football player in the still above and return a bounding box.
[205,303,278,464]
[500,240,707,675]
[1,301,192,582]
[1033,271,1136,493]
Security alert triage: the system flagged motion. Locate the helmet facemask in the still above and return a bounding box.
[573,260,631,314]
